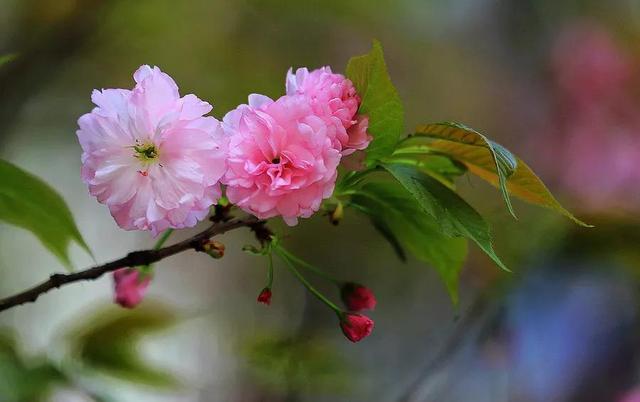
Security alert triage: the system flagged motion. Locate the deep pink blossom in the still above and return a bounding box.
[222,94,341,225]
[286,67,371,155]
[113,268,150,308]
[340,313,374,342]
[77,65,228,235]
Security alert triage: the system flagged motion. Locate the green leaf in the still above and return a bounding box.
[0,159,91,269]
[405,122,589,226]
[383,163,509,272]
[67,304,180,388]
[350,182,467,303]
[346,40,404,164]
[349,201,407,262]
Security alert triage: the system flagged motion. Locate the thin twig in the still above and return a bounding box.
[0,215,260,313]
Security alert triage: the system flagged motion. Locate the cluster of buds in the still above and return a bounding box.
[338,282,376,342]
[255,241,377,343]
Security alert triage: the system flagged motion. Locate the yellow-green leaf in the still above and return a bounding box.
[406,122,589,226]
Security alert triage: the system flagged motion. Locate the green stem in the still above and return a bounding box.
[275,249,342,314]
[267,251,274,288]
[153,229,174,250]
[275,246,340,285]
[139,229,174,272]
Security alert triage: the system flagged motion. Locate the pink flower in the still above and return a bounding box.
[619,389,640,402]
[551,23,631,107]
[257,287,272,305]
[340,313,374,342]
[538,23,640,212]
[345,115,371,154]
[77,65,228,236]
[341,282,377,311]
[286,67,371,155]
[113,268,150,308]
[222,94,341,225]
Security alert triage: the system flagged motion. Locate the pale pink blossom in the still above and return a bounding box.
[77,65,228,235]
[113,268,150,308]
[222,94,341,225]
[286,66,371,154]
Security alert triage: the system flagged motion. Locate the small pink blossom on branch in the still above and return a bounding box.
[113,268,150,308]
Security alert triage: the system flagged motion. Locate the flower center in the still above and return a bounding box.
[271,157,281,164]
[133,142,159,163]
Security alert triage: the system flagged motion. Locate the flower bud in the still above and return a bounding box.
[329,202,343,226]
[202,240,225,259]
[341,282,376,311]
[113,268,150,308]
[340,313,374,342]
[257,287,272,305]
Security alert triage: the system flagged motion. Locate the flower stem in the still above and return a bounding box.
[140,229,174,273]
[275,246,340,285]
[274,249,341,314]
[267,251,274,288]
[154,229,174,250]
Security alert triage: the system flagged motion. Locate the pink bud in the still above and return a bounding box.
[341,282,376,311]
[257,287,272,305]
[112,268,150,308]
[340,313,374,342]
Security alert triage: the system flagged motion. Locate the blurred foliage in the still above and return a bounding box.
[562,215,640,272]
[0,303,181,401]
[0,329,65,402]
[0,53,16,67]
[242,334,354,395]
[66,303,180,389]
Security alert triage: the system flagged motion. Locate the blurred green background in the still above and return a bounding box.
[1,1,640,401]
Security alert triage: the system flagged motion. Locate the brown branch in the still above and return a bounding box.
[0,215,261,313]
